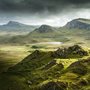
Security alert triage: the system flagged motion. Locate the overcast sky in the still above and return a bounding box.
[0,0,90,26]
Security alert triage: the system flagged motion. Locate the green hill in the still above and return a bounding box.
[0,45,89,90]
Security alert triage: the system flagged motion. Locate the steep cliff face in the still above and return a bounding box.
[65,18,90,30]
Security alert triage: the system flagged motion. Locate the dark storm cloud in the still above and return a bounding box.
[0,0,90,13]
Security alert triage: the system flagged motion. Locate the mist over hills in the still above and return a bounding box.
[0,18,90,45]
[3,18,89,45]
[3,21,27,27]
[0,21,39,35]
[0,18,90,36]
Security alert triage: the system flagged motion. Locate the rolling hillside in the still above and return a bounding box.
[0,45,89,90]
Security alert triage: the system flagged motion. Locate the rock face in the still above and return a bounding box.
[52,45,88,58]
[65,18,90,29]
[35,25,54,33]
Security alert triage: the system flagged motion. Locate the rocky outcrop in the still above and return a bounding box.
[52,45,88,58]
[65,18,90,30]
[34,25,54,33]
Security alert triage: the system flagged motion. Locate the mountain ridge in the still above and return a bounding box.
[0,18,90,44]
[64,18,90,29]
[0,21,39,35]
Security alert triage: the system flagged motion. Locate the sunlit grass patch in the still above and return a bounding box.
[56,59,78,68]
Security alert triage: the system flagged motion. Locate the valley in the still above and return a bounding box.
[0,18,90,90]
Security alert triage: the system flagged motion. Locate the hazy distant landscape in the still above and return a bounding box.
[0,0,90,90]
[0,18,90,47]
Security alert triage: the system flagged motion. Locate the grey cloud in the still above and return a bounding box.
[0,0,90,13]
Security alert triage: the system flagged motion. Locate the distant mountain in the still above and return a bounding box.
[7,24,59,44]
[3,21,27,27]
[0,21,39,35]
[33,25,54,33]
[65,18,90,29]
[1,18,90,44]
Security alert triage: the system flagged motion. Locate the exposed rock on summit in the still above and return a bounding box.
[52,45,88,58]
[34,25,54,33]
[65,18,90,30]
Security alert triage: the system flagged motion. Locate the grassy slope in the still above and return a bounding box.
[0,45,89,90]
